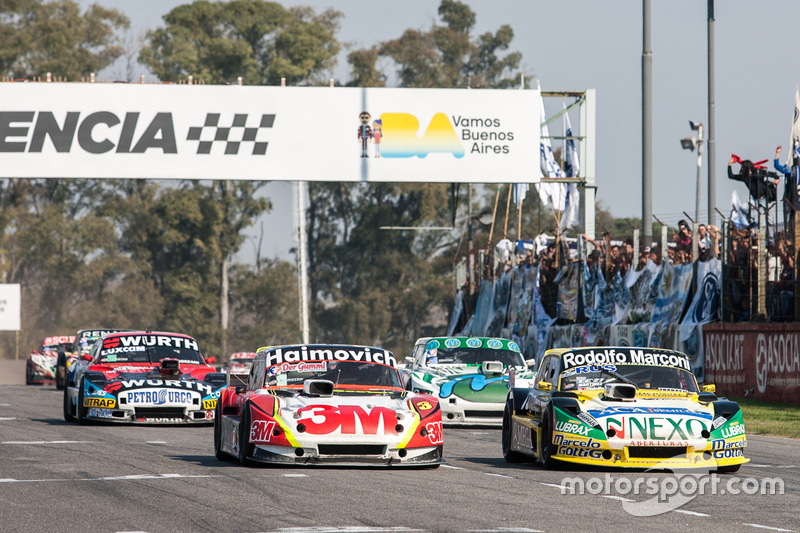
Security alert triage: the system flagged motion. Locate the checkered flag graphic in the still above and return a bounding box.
[186,113,274,155]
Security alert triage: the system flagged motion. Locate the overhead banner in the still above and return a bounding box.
[0,84,541,183]
[0,284,21,331]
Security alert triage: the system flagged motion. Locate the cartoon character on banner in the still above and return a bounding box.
[372,119,382,158]
[357,111,372,157]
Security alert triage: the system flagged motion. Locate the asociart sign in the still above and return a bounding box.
[0,84,541,183]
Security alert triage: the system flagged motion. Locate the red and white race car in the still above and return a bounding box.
[26,335,75,385]
[214,344,444,467]
[226,352,257,387]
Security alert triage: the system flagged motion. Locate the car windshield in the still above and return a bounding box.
[424,347,524,367]
[231,358,253,366]
[559,364,699,393]
[97,342,204,365]
[264,360,402,389]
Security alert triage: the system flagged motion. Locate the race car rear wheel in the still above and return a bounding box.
[540,406,557,470]
[214,401,232,462]
[55,354,66,390]
[239,401,255,466]
[63,383,76,423]
[502,399,526,463]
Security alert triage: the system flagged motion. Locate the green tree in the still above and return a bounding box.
[139,0,342,85]
[347,0,525,88]
[0,0,128,79]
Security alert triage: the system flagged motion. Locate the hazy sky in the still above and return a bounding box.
[79,0,800,257]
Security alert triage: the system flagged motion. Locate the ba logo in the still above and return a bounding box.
[444,339,460,349]
[104,338,120,349]
[426,340,440,350]
[466,338,482,348]
[380,113,464,159]
[487,339,502,349]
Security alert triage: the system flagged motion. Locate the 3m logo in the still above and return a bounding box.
[84,397,116,408]
[250,420,276,444]
[297,405,399,436]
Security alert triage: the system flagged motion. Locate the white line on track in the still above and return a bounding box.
[2,440,94,444]
[0,404,11,406]
[742,524,795,532]
[283,474,307,478]
[440,464,464,469]
[674,510,710,517]
[539,482,566,490]
[485,473,513,479]
[0,417,15,421]
[0,473,218,483]
[146,441,166,444]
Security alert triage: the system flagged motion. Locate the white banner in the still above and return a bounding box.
[0,84,541,183]
[0,284,21,331]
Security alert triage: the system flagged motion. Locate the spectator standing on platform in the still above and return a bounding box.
[774,145,800,233]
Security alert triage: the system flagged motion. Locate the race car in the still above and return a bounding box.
[63,331,227,425]
[214,344,444,467]
[26,335,75,385]
[502,346,748,472]
[226,352,257,387]
[400,336,536,426]
[55,328,131,390]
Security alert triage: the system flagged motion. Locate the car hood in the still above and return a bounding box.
[410,365,529,402]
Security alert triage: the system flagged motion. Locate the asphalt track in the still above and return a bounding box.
[1,382,798,533]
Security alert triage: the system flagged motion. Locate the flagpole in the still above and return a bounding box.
[503,184,511,239]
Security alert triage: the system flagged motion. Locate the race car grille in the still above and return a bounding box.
[134,407,185,419]
[317,444,386,456]
[464,410,502,418]
[628,446,687,459]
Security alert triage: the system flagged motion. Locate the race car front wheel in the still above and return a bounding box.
[501,399,526,463]
[239,401,255,466]
[25,361,33,386]
[76,380,89,425]
[214,401,232,462]
[540,406,558,470]
[55,354,66,390]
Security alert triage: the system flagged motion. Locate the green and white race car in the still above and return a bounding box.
[400,336,536,426]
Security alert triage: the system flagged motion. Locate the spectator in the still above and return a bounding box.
[675,220,692,253]
[774,145,800,234]
[729,154,778,203]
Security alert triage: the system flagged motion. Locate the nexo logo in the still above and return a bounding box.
[0,112,274,155]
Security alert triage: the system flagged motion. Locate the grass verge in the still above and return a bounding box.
[729,397,800,439]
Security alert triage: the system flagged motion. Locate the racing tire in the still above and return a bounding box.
[540,406,558,470]
[214,401,232,462]
[25,361,33,385]
[63,383,76,423]
[239,401,255,466]
[76,380,89,425]
[55,354,66,390]
[501,400,526,463]
[717,464,742,474]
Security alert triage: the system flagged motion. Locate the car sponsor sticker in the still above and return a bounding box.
[88,408,113,418]
[264,346,397,368]
[268,361,328,375]
[561,348,691,371]
[84,397,116,408]
[202,399,216,410]
[425,421,443,445]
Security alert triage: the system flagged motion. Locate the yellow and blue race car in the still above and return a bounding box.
[502,346,748,472]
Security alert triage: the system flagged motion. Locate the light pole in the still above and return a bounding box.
[681,121,704,261]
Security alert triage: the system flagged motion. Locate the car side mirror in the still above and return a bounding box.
[205,356,216,364]
[235,386,246,394]
[82,354,92,362]
[702,384,716,393]
[525,358,537,369]
[537,381,552,392]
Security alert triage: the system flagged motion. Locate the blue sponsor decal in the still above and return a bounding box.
[487,339,502,349]
[466,338,482,348]
[444,338,460,349]
[426,340,441,350]
[588,406,713,419]
[508,341,520,352]
[127,390,194,405]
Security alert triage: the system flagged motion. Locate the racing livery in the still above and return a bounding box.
[55,328,130,390]
[401,337,535,426]
[63,331,226,424]
[502,347,748,472]
[226,352,257,387]
[26,335,75,385]
[215,344,444,467]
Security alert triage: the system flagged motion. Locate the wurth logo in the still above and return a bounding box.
[0,111,274,155]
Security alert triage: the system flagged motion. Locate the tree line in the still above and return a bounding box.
[0,0,566,359]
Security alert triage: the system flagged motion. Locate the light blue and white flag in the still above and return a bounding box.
[535,82,566,213]
[513,183,529,209]
[729,189,751,229]
[560,105,580,229]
